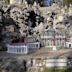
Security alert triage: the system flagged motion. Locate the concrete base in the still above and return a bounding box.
[53,46,57,51]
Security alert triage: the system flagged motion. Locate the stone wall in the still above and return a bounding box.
[32,58,67,68]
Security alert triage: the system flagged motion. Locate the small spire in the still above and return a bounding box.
[33,1,37,7]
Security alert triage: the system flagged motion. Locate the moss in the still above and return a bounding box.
[63,0,72,6]
[0,46,7,51]
[42,68,72,72]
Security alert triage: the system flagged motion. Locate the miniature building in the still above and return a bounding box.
[7,43,28,54]
[66,37,72,48]
[10,0,26,4]
[24,36,40,49]
[33,58,67,67]
[66,42,72,48]
[7,36,40,54]
[43,0,53,6]
[40,28,66,49]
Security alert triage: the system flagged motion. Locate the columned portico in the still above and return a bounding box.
[7,44,28,54]
[7,42,40,54]
[27,42,40,49]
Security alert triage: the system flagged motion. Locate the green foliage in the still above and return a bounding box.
[43,68,54,72]
[63,0,72,6]
[42,68,72,72]
[0,46,7,51]
[5,0,10,4]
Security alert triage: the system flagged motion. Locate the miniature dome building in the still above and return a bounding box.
[7,35,40,54]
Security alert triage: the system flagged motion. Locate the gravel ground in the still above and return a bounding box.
[0,48,72,59]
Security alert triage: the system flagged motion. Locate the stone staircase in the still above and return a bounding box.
[27,67,40,72]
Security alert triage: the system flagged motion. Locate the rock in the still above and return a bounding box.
[0,57,26,72]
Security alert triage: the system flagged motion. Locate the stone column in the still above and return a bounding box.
[35,43,36,48]
[33,59,36,67]
[10,0,15,4]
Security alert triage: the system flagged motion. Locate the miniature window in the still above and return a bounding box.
[57,33,59,36]
[69,44,71,48]
[36,44,38,48]
[59,33,62,36]
[22,48,24,52]
[31,44,33,48]
[57,41,60,46]
[46,40,50,46]
[48,42,49,46]
[24,47,26,52]
[48,32,52,36]
[61,42,64,46]
[10,47,12,52]
[17,48,19,53]
[19,48,21,53]
[49,40,52,46]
